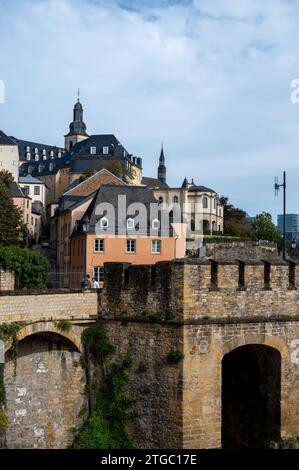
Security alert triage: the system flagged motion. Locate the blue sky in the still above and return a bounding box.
[1,0,299,219]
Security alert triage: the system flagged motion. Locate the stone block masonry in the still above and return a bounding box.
[2,258,299,448]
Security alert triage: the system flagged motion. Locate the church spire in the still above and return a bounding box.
[157,143,166,184]
[64,91,89,150]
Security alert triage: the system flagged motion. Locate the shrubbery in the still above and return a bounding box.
[0,245,49,289]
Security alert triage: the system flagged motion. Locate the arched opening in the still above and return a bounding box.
[203,219,209,232]
[4,332,85,448]
[222,344,281,449]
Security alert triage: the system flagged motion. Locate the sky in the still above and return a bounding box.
[1,0,299,220]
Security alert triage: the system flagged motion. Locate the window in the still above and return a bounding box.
[90,146,96,155]
[34,148,38,154]
[49,162,54,171]
[58,152,61,158]
[94,266,104,283]
[126,239,136,253]
[94,239,104,253]
[158,196,163,204]
[127,218,135,229]
[34,186,40,195]
[214,199,216,209]
[203,196,208,209]
[26,200,29,208]
[152,219,160,230]
[31,217,33,225]
[173,195,179,204]
[43,155,47,160]
[35,154,39,162]
[218,208,222,217]
[103,146,109,154]
[26,152,31,160]
[26,146,30,152]
[100,217,108,229]
[151,240,161,253]
[26,214,29,223]
[50,150,54,157]
[23,185,30,196]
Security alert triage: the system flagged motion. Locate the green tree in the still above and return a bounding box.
[0,245,49,289]
[220,196,251,237]
[250,212,283,249]
[0,170,27,246]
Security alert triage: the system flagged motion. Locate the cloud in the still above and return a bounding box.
[0,0,299,220]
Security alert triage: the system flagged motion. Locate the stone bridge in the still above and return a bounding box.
[1,259,299,449]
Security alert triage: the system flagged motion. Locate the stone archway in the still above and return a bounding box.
[221,344,281,448]
[4,328,86,448]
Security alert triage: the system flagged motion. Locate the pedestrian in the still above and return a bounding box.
[81,274,91,288]
[92,277,100,289]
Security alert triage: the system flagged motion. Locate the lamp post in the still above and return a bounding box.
[292,239,297,260]
[82,216,90,283]
[274,171,286,260]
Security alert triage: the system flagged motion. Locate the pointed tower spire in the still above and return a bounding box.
[157,143,166,184]
[64,91,89,150]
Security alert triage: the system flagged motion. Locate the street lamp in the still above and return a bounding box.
[82,216,90,285]
[292,239,297,259]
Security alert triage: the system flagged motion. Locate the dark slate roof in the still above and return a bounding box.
[74,184,175,237]
[142,176,169,189]
[19,175,45,184]
[188,183,216,193]
[58,193,95,213]
[9,182,28,199]
[12,137,66,162]
[19,155,71,177]
[0,130,17,146]
[68,134,127,158]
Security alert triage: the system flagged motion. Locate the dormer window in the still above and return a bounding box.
[152,219,160,230]
[26,153,31,161]
[43,155,47,160]
[26,146,30,152]
[34,148,38,154]
[50,150,54,157]
[58,152,61,158]
[127,218,135,229]
[90,146,96,155]
[49,162,54,171]
[42,149,46,155]
[103,146,109,155]
[35,155,39,162]
[100,217,108,229]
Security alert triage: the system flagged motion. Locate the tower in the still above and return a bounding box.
[64,90,89,151]
[157,143,166,184]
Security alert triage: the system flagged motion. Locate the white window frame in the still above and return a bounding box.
[34,186,40,196]
[26,152,31,160]
[126,239,136,253]
[103,146,109,155]
[152,218,160,230]
[100,217,108,229]
[127,218,135,229]
[90,146,96,155]
[151,239,161,254]
[94,239,104,253]
[93,266,104,283]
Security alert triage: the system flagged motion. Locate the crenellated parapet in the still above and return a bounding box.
[101,259,299,321]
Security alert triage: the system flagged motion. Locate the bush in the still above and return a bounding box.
[0,246,49,289]
[167,351,184,364]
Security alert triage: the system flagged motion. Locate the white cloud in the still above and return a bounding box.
[0,0,299,220]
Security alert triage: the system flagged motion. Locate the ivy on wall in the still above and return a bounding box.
[71,323,136,449]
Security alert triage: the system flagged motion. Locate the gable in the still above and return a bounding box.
[64,168,125,197]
